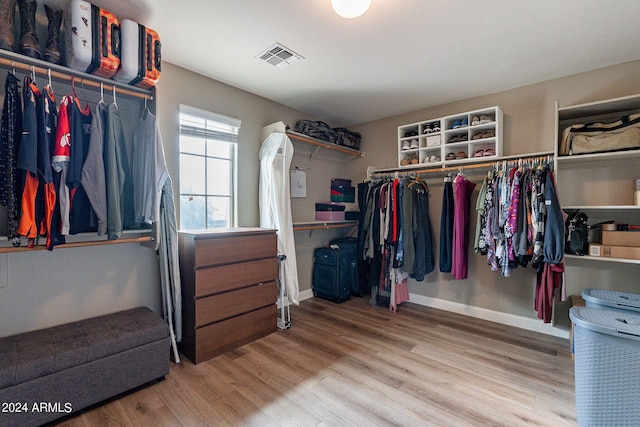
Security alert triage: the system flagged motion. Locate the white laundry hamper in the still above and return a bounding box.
[582,288,640,313]
[569,307,640,426]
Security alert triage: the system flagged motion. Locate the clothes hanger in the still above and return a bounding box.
[71,76,77,98]
[79,79,90,107]
[408,174,428,191]
[142,96,149,119]
[112,85,117,108]
[444,172,452,183]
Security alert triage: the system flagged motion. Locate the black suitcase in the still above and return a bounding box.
[329,237,361,296]
[312,247,351,303]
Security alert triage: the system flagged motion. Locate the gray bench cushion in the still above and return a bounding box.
[0,307,168,388]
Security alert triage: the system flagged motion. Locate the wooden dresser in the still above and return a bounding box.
[178,228,278,364]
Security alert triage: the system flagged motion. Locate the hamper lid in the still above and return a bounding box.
[570,307,640,340]
[582,288,640,312]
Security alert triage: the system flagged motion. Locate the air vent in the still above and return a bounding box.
[256,43,304,69]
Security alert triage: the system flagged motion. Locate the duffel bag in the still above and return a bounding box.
[333,127,362,150]
[560,113,640,156]
[293,120,337,143]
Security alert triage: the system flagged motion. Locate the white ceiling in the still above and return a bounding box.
[83,0,640,127]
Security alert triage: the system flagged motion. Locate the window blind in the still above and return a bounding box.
[178,104,241,142]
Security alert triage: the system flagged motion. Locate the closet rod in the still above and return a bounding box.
[370,151,555,179]
[0,56,152,101]
[0,236,153,254]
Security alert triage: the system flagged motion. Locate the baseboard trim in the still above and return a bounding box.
[298,289,315,302]
[408,293,569,339]
[297,289,568,339]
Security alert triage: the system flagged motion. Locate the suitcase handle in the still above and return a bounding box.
[155,40,162,71]
[146,33,153,71]
[112,24,121,58]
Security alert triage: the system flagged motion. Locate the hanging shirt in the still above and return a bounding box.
[104,102,135,239]
[36,86,57,249]
[67,98,94,235]
[132,109,168,226]
[412,185,435,281]
[81,101,108,235]
[51,95,72,235]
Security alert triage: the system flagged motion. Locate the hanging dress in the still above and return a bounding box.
[439,177,454,272]
[451,174,476,279]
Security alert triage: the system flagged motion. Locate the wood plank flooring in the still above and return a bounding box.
[54,297,576,426]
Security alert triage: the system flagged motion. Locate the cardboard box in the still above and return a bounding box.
[589,244,640,260]
[426,135,441,147]
[602,231,640,247]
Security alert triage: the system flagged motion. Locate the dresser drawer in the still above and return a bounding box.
[193,305,276,363]
[194,257,277,297]
[195,280,277,327]
[194,232,276,267]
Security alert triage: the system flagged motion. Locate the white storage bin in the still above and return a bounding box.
[426,135,441,147]
[569,307,640,426]
[582,288,640,313]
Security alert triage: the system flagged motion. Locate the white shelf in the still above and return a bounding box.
[558,93,640,121]
[563,205,640,211]
[564,254,640,265]
[398,106,503,168]
[557,149,640,163]
[286,130,363,159]
[293,220,358,231]
[555,94,640,269]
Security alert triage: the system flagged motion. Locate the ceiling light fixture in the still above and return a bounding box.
[331,0,371,19]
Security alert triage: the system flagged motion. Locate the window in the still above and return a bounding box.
[178,105,240,230]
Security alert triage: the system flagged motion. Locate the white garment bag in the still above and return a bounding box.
[259,132,300,327]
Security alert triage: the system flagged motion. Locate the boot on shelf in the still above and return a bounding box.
[0,0,17,52]
[18,0,40,59]
[44,4,62,64]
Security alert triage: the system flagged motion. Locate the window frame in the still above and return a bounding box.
[178,105,240,230]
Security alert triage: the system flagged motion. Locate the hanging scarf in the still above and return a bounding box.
[0,73,23,246]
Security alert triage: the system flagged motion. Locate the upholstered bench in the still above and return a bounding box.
[0,307,170,427]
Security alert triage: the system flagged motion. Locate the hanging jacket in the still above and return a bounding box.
[16,77,40,242]
[543,171,564,264]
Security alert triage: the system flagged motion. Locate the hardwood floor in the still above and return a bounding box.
[54,297,576,426]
